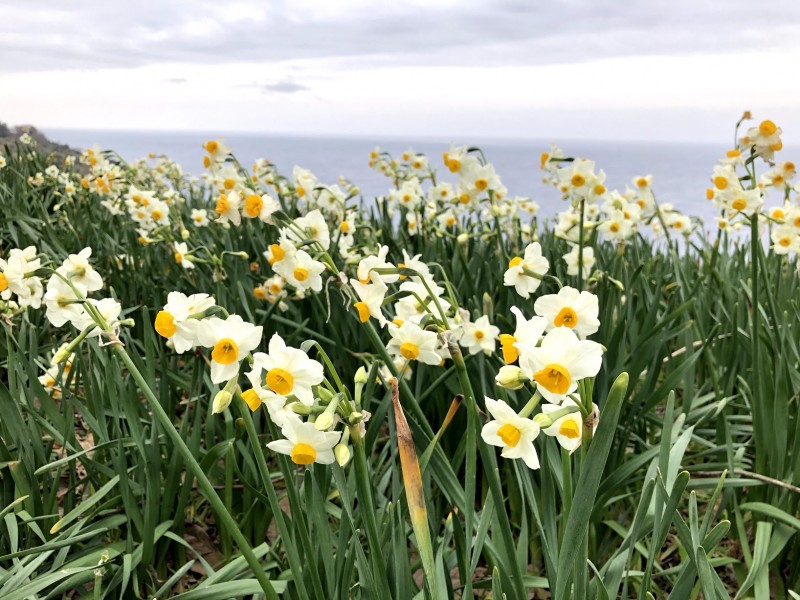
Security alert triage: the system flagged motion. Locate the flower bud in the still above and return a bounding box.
[317,387,335,403]
[457,232,469,244]
[495,365,528,390]
[314,412,335,431]
[52,346,72,365]
[348,411,364,425]
[354,366,368,384]
[335,444,351,466]
[212,390,233,414]
[290,402,312,415]
[180,229,190,240]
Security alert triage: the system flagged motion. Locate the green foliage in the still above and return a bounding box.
[0,141,799,599]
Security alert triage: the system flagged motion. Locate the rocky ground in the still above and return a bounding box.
[0,121,79,160]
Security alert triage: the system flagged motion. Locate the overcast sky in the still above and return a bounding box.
[2,0,800,142]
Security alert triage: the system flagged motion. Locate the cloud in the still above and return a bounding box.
[262,80,309,94]
[2,0,799,74]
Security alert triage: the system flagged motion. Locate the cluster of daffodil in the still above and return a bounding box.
[542,145,692,245]
[153,289,368,467]
[0,244,129,395]
[483,283,604,469]
[368,145,540,242]
[703,118,800,255]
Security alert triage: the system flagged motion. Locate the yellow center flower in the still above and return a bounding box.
[241,389,262,411]
[508,256,523,269]
[212,338,239,365]
[354,301,370,323]
[726,149,741,158]
[268,244,284,264]
[540,152,549,169]
[554,307,578,328]
[499,334,519,364]
[558,419,581,439]
[254,287,267,300]
[779,237,791,247]
[266,368,294,396]
[296,186,306,197]
[759,120,777,136]
[291,442,317,465]
[293,267,309,282]
[474,330,485,340]
[534,363,572,395]
[203,155,211,168]
[174,252,183,264]
[571,173,586,187]
[154,311,176,338]
[475,178,488,191]
[245,194,263,217]
[447,158,461,173]
[215,194,230,215]
[223,178,235,190]
[340,221,350,233]
[609,222,620,233]
[636,177,648,188]
[205,140,219,154]
[0,273,8,293]
[399,342,420,360]
[731,198,747,211]
[497,423,521,447]
[713,176,728,190]
[594,184,606,195]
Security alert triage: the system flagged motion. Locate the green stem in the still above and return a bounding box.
[111,345,279,598]
[577,198,585,291]
[234,397,314,600]
[559,448,572,549]
[351,429,391,596]
[450,343,525,599]
[750,214,763,474]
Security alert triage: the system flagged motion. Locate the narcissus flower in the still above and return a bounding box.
[191,208,209,227]
[243,192,280,222]
[504,242,549,299]
[387,321,441,366]
[267,417,341,465]
[460,315,500,356]
[534,286,600,338]
[56,247,103,292]
[481,396,541,470]
[71,298,123,337]
[154,291,215,353]
[357,246,398,285]
[280,249,326,293]
[173,242,195,269]
[541,399,594,453]
[563,245,595,279]
[498,306,547,365]
[350,278,388,326]
[289,209,331,250]
[248,333,324,406]
[721,188,763,216]
[215,191,241,226]
[44,277,87,327]
[771,225,800,255]
[197,315,263,383]
[518,326,603,404]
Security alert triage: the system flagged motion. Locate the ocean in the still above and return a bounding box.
[44,129,769,223]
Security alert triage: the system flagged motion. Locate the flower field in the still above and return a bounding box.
[1,116,799,599]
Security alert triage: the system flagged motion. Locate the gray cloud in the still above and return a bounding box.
[263,80,309,94]
[2,0,799,74]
